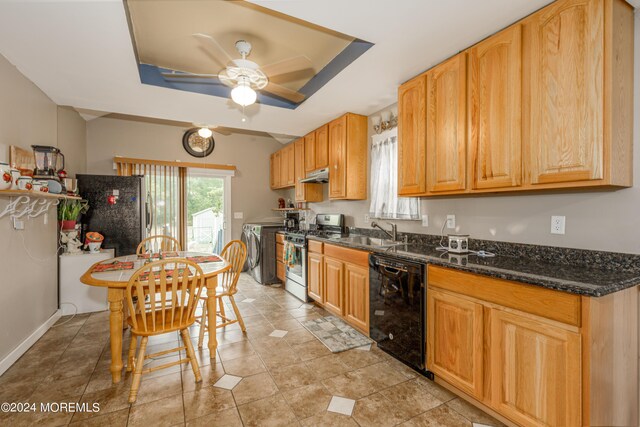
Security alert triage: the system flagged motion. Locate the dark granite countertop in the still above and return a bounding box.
[308,235,640,297]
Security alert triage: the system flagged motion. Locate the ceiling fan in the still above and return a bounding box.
[161,34,312,106]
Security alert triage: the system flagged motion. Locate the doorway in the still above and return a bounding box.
[185,169,232,253]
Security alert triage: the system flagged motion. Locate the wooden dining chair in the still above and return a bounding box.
[125,259,204,403]
[197,240,248,348]
[136,235,181,255]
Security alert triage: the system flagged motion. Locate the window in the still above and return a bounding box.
[369,129,420,220]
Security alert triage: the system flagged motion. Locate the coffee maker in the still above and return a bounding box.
[284,212,299,231]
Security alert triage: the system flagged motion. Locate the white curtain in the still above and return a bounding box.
[369,128,420,220]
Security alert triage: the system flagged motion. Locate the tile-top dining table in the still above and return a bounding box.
[80,251,231,383]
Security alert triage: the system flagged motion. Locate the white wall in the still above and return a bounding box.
[0,54,86,362]
[85,117,286,240]
[298,10,640,256]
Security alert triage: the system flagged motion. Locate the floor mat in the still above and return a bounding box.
[301,315,373,353]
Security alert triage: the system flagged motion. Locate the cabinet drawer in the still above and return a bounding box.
[324,244,369,268]
[276,243,284,262]
[308,240,323,254]
[276,233,284,244]
[427,265,581,327]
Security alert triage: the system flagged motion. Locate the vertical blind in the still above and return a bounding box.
[116,161,180,241]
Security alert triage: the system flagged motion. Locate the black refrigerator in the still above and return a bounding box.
[77,174,150,256]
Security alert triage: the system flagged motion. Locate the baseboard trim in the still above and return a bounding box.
[0,309,62,376]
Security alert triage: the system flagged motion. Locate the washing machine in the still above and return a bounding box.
[241,222,283,284]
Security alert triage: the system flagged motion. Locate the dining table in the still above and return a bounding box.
[80,251,231,384]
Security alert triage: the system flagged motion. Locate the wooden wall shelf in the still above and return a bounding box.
[0,189,81,200]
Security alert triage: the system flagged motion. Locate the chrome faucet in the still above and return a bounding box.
[371,221,397,241]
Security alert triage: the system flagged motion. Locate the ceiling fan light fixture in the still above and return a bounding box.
[197,127,213,138]
[231,82,257,107]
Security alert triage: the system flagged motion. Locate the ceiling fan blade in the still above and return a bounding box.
[263,82,306,103]
[161,72,219,79]
[192,33,234,66]
[260,55,313,78]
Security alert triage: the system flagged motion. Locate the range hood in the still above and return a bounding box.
[300,168,329,183]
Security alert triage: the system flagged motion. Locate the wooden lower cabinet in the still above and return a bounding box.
[427,288,484,399]
[307,252,324,303]
[276,238,285,282]
[344,263,369,332]
[489,308,581,427]
[323,257,344,316]
[427,265,639,427]
[307,243,369,334]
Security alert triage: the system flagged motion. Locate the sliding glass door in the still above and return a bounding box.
[185,169,231,253]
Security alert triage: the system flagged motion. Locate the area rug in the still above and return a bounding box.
[301,316,373,353]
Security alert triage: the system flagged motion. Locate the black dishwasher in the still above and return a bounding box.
[369,253,426,373]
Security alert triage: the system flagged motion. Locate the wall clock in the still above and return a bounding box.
[182,128,215,157]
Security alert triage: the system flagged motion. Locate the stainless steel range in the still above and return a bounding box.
[282,214,346,302]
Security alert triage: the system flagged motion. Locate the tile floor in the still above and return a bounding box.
[0,273,505,426]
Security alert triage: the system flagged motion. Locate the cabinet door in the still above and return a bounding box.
[273,151,282,189]
[294,139,305,201]
[328,116,347,199]
[398,76,427,195]
[489,308,581,427]
[304,132,316,173]
[427,288,483,399]
[525,0,603,185]
[278,149,287,188]
[276,261,285,282]
[307,253,324,303]
[287,145,295,186]
[469,25,522,190]
[315,124,329,169]
[270,153,277,189]
[426,53,467,192]
[344,263,369,333]
[323,257,344,316]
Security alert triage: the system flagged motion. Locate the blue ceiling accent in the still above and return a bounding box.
[137,38,374,110]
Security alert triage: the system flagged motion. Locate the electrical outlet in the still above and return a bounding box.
[551,215,566,235]
[421,214,429,227]
[364,214,370,223]
[233,212,243,219]
[446,214,456,229]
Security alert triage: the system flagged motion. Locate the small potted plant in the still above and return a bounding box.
[58,199,89,230]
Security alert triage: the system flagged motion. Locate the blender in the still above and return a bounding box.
[32,145,65,181]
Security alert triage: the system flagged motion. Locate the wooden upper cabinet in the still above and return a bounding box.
[427,288,484,399]
[304,132,316,173]
[469,25,522,190]
[294,139,305,200]
[489,308,581,427]
[525,0,604,185]
[398,76,427,195]
[426,53,467,193]
[328,114,367,200]
[295,139,323,202]
[315,124,329,169]
[272,151,282,189]
[286,145,295,186]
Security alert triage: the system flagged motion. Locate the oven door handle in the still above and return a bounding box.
[378,263,408,273]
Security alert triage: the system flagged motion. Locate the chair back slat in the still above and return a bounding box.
[127,259,205,334]
[136,235,181,255]
[218,240,247,294]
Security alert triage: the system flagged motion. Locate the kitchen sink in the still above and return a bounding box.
[334,235,403,248]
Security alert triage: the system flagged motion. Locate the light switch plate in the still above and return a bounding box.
[13,218,24,230]
[364,214,370,223]
[233,212,243,219]
[421,214,429,227]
